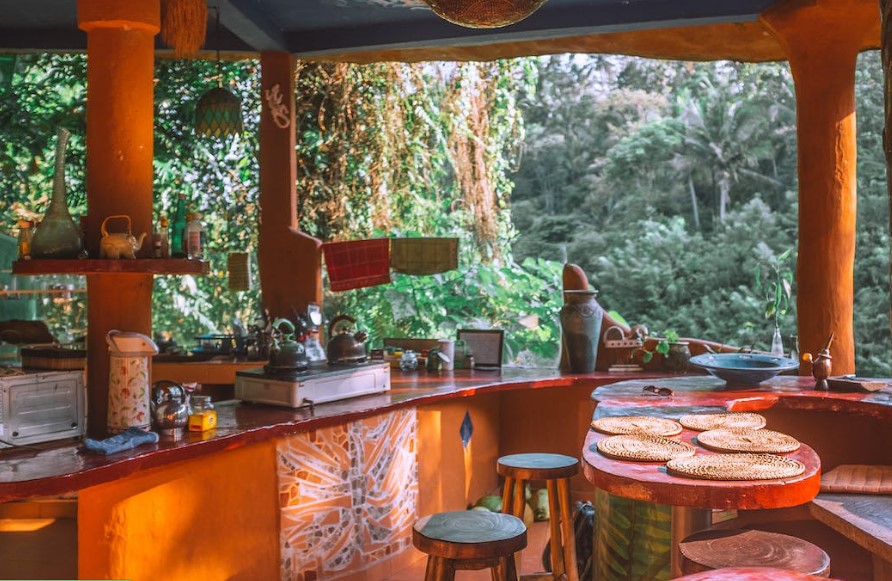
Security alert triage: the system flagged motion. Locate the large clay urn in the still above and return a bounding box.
[560,289,602,373]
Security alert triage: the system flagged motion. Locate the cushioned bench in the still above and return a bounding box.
[809,493,892,577]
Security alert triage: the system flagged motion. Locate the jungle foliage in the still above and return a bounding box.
[0,52,889,374]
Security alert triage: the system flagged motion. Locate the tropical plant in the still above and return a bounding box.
[754,248,794,350]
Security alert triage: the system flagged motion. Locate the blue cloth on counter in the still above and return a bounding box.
[83,427,159,455]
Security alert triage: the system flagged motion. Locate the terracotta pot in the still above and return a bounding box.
[560,290,602,373]
[664,342,691,373]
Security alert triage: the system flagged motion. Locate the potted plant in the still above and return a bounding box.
[754,248,794,356]
[633,329,690,372]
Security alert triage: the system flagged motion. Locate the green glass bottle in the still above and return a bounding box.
[170,193,187,258]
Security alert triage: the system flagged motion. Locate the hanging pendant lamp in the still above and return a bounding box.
[422,0,549,28]
[195,7,243,138]
[161,0,208,58]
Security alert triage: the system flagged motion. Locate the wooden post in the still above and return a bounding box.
[761,0,879,375]
[258,52,323,320]
[78,0,159,437]
[882,0,892,375]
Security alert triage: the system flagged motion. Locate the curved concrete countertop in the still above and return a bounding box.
[0,367,671,503]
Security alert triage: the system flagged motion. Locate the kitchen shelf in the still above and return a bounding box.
[12,259,210,276]
[0,288,87,296]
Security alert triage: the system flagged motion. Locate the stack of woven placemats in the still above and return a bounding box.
[592,412,807,480]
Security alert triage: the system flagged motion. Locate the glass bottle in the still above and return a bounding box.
[399,350,418,372]
[17,220,32,260]
[789,335,800,362]
[186,212,203,259]
[30,128,83,258]
[159,216,170,258]
[171,194,187,258]
[770,324,784,357]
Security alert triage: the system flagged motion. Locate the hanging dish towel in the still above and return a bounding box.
[391,237,459,275]
[322,238,391,292]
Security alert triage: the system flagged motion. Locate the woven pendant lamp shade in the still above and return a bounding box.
[423,0,549,28]
[161,0,208,58]
[195,87,243,138]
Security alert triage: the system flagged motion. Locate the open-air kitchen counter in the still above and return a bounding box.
[4,369,892,581]
[0,367,631,581]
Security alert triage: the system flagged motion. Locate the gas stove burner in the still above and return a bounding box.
[235,361,390,408]
[263,364,310,376]
[328,358,369,367]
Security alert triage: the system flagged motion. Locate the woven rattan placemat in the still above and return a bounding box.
[597,434,696,462]
[591,415,683,437]
[667,453,806,480]
[679,412,767,432]
[696,428,801,454]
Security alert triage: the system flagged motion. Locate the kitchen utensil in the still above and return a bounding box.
[266,318,308,372]
[150,380,189,440]
[326,314,368,364]
[107,330,158,433]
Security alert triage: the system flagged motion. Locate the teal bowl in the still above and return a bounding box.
[689,353,799,386]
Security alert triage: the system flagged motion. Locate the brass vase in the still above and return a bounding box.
[31,128,83,259]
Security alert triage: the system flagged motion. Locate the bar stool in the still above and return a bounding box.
[679,529,831,577]
[498,453,580,581]
[413,510,527,581]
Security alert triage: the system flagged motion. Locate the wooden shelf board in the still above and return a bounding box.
[12,259,209,276]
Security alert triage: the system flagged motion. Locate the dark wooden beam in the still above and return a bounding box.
[217,0,287,52]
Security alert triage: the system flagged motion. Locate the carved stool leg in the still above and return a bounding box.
[503,476,516,516]
[546,478,565,578]
[557,478,578,581]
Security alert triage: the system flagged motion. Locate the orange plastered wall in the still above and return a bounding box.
[417,393,502,515]
[78,440,279,581]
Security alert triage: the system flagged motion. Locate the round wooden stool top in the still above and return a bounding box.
[679,529,831,577]
[497,453,579,480]
[413,510,527,561]
[675,567,837,580]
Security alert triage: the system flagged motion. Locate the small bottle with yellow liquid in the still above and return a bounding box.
[188,395,217,432]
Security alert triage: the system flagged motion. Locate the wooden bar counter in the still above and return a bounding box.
[3,369,891,581]
[0,367,663,581]
[585,374,892,580]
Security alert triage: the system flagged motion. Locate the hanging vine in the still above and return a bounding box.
[293,59,527,261]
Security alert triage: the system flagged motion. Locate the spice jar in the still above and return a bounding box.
[188,394,217,432]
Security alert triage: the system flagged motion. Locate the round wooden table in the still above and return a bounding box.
[583,377,822,577]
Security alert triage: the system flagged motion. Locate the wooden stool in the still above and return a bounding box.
[498,453,580,581]
[679,529,831,577]
[675,567,836,580]
[413,510,527,581]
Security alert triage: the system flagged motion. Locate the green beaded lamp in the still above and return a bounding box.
[194,7,243,138]
[195,85,243,138]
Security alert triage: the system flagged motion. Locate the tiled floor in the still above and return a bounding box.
[386,520,551,580]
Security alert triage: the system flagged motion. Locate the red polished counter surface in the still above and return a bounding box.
[0,368,667,503]
[584,375,892,510]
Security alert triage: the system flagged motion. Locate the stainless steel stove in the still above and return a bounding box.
[234,361,390,408]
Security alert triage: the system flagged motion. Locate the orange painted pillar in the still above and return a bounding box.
[259,52,323,320]
[761,0,878,374]
[78,0,159,436]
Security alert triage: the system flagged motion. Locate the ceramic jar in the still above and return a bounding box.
[664,341,691,373]
[560,289,603,373]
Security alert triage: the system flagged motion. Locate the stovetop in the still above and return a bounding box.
[236,360,382,382]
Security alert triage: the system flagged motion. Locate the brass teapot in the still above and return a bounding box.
[326,314,368,364]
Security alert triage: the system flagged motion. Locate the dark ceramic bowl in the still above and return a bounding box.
[689,352,799,387]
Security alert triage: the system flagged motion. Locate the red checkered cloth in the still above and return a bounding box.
[322,238,391,292]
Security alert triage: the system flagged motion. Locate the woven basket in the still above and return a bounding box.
[597,434,696,462]
[696,428,800,454]
[679,412,767,432]
[591,415,682,437]
[667,453,806,481]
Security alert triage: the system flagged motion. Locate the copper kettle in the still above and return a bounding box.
[326,314,368,363]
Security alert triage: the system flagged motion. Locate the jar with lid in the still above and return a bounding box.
[17,220,33,260]
[188,394,217,432]
[399,350,419,372]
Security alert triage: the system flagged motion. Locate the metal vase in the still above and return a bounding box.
[560,289,603,373]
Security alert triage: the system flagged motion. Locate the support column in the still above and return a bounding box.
[78,0,159,437]
[259,52,323,320]
[761,0,879,374]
